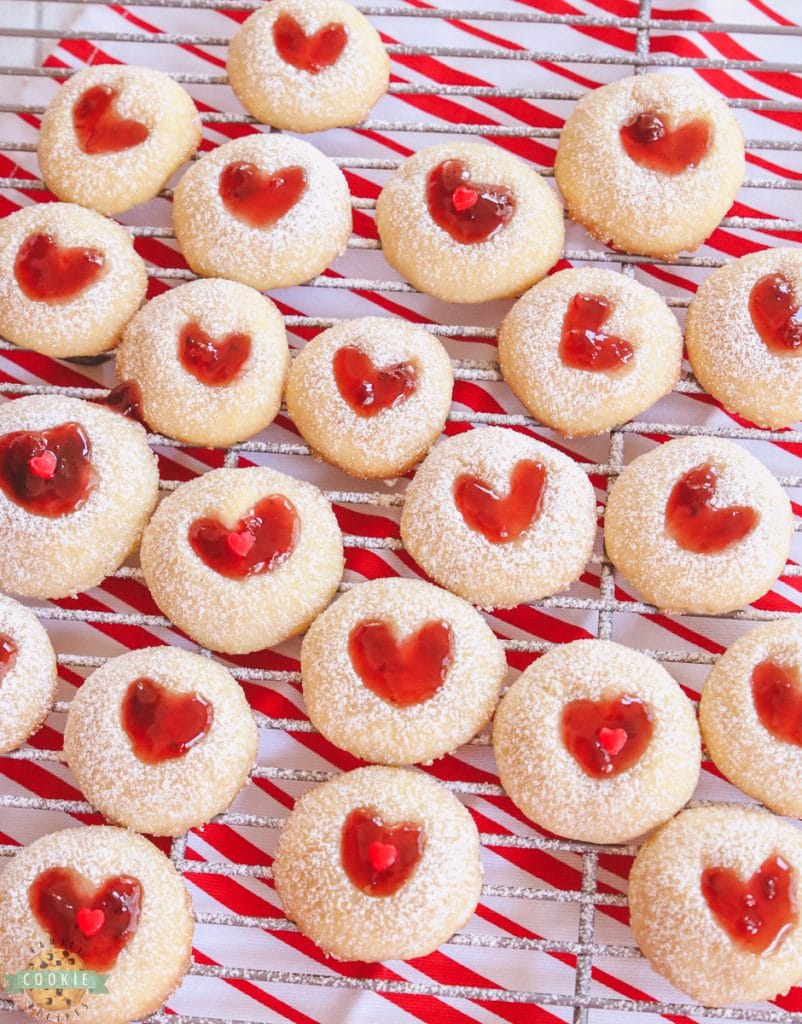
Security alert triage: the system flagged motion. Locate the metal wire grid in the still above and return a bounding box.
[0,2,801,1023]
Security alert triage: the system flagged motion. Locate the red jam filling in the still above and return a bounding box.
[29,867,142,971]
[0,422,93,518]
[560,293,634,372]
[561,695,653,778]
[348,619,454,708]
[189,494,299,579]
[219,162,307,230]
[102,380,145,424]
[341,807,425,897]
[121,676,213,764]
[454,459,546,544]
[0,635,17,684]
[619,111,711,175]
[179,322,251,387]
[665,462,758,555]
[272,12,348,73]
[752,660,802,747]
[332,345,417,418]
[749,274,802,354]
[426,159,516,245]
[72,84,149,155]
[15,233,104,304]
[701,854,797,956]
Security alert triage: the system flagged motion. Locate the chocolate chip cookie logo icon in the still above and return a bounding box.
[4,944,108,1018]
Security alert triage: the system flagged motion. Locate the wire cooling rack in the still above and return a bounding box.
[1,2,802,1023]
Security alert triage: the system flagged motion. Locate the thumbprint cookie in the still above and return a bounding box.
[285,316,453,479]
[140,466,344,654]
[0,594,57,756]
[172,133,352,291]
[0,203,147,358]
[64,647,258,836]
[0,395,158,600]
[301,577,507,765]
[376,142,564,304]
[629,805,802,1006]
[38,65,201,216]
[227,0,390,133]
[498,267,682,436]
[116,278,289,447]
[493,640,700,844]
[273,765,482,962]
[400,427,596,608]
[555,72,744,260]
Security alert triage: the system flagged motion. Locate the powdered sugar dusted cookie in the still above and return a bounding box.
[273,766,482,961]
[0,595,56,756]
[604,436,792,615]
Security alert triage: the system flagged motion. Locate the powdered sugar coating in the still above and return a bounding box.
[629,805,802,1006]
[227,0,389,133]
[376,142,564,304]
[686,248,802,429]
[498,267,682,437]
[0,395,159,600]
[555,72,745,259]
[400,427,596,608]
[0,203,147,358]
[172,134,352,291]
[64,647,258,836]
[604,436,793,614]
[140,466,344,654]
[285,316,453,479]
[493,640,700,844]
[0,594,56,756]
[38,65,201,217]
[273,765,482,962]
[0,825,193,1024]
[117,278,289,447]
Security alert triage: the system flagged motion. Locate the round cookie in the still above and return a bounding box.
[302,578,507,765]
[285,316,453,479]
[116,278,289,447]
[64,647,258,836]
[0,395,158,600]
[0,594,57,755]
[0,203,147,358]
[498,267,682,437]
[227,0,389,133]
[273,765,482,962]
[0,825,193,1024]
[400,427,597,609]
[555,72,745,259]
[492,639,700,844]
[686,248,802,430]
[604,436,792,615]
[172,133,352,291]
[140,466,343,654]
[376,142,564,304]
[629,805,802,1006]
[38,64,201,217]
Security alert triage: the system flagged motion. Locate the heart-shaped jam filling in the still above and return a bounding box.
[560,293,634,373]
[619,111,711,176]
[749,274,802,354]
[0,635,17,686]
[348,619,454,708]
[272,12,348,74]
[0,422,93,518]
[29,866,142,971]
[426,159,516,245]
[752,660,802,747]
[121,676,213,764]
[454,459,546,544]
[72,84,149,155]
[332,345,417,418]
[665,462,758,555]
[341,806,426,897]
[15,233,104,304]
[561,694,653,778]
[219,162,307,230]
[102,380,145,424]
[701,854,797,956]
[189,494,300,579]
[179,321,252,387]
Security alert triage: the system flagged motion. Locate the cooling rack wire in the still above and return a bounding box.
[1,1,802,1022]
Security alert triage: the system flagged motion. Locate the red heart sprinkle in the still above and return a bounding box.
[227,530,255,558]
[452,186,478,212]
[76,906,105,938]
[368,841,398,872]
[28,450,57,480]
[597,726,628,757]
